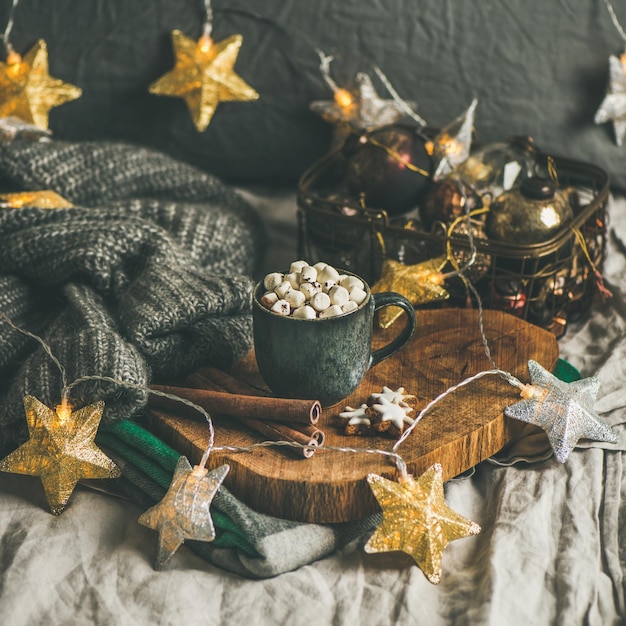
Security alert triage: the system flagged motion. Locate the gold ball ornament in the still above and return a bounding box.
[149,30,259,132]
[0,40,82,130]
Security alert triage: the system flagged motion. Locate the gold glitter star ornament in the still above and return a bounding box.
[0,40,82,130]
[0,396,120,515]
[372,256,449,328]
[505,360,618,463]
[149,30,259,132]
[138,456,230,569]
[0,190,73,209]
[365,464,480,584]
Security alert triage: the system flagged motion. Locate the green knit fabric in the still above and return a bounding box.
[97,420,259,557]
[553,357,582,383]
[96,433,174,491]
[102,420,179,474]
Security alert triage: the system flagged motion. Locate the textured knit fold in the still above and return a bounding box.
[0,139,265,454]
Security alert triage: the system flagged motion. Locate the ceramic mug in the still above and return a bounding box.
[253,270,417,406]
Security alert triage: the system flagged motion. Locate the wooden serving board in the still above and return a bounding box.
[144,309,558,523]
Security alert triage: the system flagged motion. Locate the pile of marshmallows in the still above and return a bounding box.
[260,261,368,319]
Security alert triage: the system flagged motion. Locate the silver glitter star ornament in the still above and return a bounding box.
[594,54,626,146]
[505,360,618,463]
[433,98,477,180]
[310,72,410,132]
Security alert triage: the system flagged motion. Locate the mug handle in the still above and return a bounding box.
[369,292,417,368]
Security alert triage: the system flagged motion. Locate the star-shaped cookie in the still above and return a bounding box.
[505,359,618,463]
[0,396,120,514]
[150,30,259,132]
[138,457,229,569]
[365,464,480,583]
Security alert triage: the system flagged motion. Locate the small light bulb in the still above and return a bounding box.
[334,88,353,109]
[6,51,22,66]
[191,465,208,477]
[56,398,72,422]
[197,34,213,55]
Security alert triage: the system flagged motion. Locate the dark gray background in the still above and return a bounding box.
[2,0,624,187]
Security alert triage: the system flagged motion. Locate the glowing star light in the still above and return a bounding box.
[372,256,449,328]
[0,396,120,514]
[594,54,626,146]
[431,98,478,180]
[365,464,480,584]
[0,190,74,209]
[149,30,259,132]
[138,456,229,569]
[505,359,618,463]
[0,40,82,130]
[310,72,410,133]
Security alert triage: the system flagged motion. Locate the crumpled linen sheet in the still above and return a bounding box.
[1,192,625,626]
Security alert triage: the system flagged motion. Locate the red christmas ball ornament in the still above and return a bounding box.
[343,125,433,216]
[419,177,482,230]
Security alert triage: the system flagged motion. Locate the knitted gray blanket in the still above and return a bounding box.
[0,139,266,454]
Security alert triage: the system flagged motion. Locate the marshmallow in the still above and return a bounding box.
[290,260,309,273]
[341,300,358,314]
[292,305,317,319]
[285,272,301,289]
[319,304,343,318]
[310,292,331,312]
[322,279,337,293]
[318,265,340,285]
[329,285,350,306]
[349,287,367,305]
[260,291,279,308]
[340,275,365,292]
[274,281,292,298]
[284,289,305,308]
[264,272,284,291]
[270,300,291,316]
[300,281,321,300]
[313,262,328,272]
[300,265,318,283]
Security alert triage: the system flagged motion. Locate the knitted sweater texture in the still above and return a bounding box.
[0,139,266,453]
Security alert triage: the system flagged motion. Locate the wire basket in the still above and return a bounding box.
[297,144,609,338]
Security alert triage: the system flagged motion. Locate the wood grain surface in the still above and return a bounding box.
[144,309,558,523]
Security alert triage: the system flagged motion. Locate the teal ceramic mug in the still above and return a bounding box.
[253,270,417,406]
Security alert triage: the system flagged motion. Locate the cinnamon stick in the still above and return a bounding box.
[149,384,321,426]
[236,417,319,459]
[182,369,325,458]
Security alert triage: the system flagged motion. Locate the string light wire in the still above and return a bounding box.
[1,0,19,57]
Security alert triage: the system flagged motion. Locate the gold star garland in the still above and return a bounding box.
[0,40,81,130]
[0,396,120,515]
[365,465,480,584]
[149,29,259,132]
